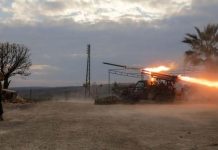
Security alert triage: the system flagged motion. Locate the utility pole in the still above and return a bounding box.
[85,44,91,97]
[108,69,111,96]
[29,89,32,101]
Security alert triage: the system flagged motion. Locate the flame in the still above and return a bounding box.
[150,77,156,82]
[178,75,218,88]
[143,65,171,73]
[140,63,218,89]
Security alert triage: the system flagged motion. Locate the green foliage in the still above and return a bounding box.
[183,24,218,69]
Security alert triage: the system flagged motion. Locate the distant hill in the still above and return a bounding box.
[10,84,112,101]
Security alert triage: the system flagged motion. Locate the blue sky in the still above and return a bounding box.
[0,0,217,87]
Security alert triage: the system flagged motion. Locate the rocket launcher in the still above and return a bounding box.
[103,62,178,82]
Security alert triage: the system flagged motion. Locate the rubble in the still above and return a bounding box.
[12,95,32,104]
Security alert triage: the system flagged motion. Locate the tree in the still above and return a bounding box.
[0,42,32,89]
[182,24,218,70]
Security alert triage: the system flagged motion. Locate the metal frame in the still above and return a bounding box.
[108,69,144,96]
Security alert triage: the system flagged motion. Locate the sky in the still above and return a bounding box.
[0,0,217,87]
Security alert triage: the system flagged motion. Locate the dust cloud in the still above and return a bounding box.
[1,95,218,149]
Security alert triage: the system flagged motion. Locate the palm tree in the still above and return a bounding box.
[182,24,218,70]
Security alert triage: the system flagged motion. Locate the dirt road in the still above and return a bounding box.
[0,100,218,150]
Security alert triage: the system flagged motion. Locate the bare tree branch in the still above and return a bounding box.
[0,42,32,88]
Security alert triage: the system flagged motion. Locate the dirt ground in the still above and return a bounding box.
[0,100,218,150]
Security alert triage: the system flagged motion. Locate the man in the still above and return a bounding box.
[0,72,4,121]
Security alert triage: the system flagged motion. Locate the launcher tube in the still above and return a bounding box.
[103,62,141,70]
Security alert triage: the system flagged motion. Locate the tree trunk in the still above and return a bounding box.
[3,77,10,89]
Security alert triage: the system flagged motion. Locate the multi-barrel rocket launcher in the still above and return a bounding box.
[103,62,178,83]
[103,62,182,101]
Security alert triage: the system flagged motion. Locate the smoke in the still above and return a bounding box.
[181,77,218,104]
[178,55,218,104]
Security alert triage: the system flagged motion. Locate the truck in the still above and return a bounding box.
[104,62,184,102]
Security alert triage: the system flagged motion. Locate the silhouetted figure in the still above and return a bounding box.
[0,81,4,121]
[0,73,4,121]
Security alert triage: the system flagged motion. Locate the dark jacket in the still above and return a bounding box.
[0,82,3,115]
